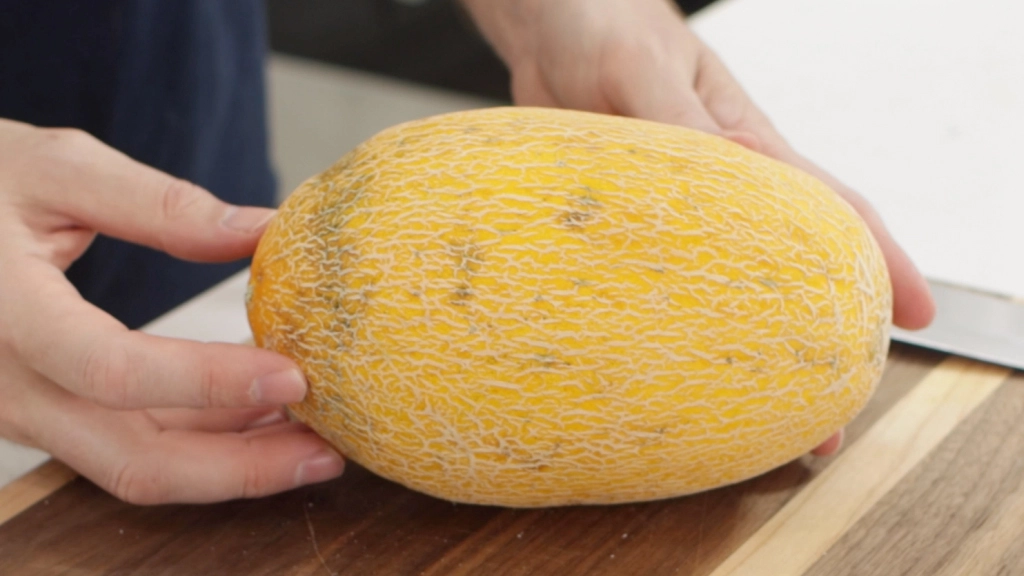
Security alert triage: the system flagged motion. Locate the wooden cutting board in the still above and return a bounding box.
[0,342,1021,575]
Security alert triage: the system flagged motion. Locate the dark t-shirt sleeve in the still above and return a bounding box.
[0,0,276,328]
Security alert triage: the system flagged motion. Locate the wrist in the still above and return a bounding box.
[459,0,545,68]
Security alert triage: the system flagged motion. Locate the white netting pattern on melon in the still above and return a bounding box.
[248,108,892,506]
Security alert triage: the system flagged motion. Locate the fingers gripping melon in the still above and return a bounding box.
[246,107,892,507]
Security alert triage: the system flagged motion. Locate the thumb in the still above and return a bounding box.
[36,128,274,262]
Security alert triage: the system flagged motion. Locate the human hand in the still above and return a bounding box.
[0,119,344,504]
[464,0,934,456]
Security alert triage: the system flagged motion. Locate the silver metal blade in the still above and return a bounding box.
[890,280,1024,371]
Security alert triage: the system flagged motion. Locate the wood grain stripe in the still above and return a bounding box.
[805,369,1024,576]
[0,460,76,525]
[710,356,1011,576]
[931,476,1024,576]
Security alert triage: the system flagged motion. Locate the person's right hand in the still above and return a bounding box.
[463,0,937,458]
[0,119,345,504]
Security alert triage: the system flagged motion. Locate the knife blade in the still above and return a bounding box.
[890,280,1024,371]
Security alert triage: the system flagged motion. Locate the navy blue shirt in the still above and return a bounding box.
[1,1,276,328]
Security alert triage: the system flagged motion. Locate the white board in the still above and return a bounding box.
[691,0,1024,297]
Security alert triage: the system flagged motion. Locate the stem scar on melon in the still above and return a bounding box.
[246,106,893,508]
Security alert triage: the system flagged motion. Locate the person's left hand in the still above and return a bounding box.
[462,0,936,457]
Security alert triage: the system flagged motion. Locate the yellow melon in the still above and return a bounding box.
[246,106,892,507]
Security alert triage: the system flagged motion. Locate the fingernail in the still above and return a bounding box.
[250,369,306,404]
[243,410,287,431]
[221,206,276,233]
[295,449,345,486]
